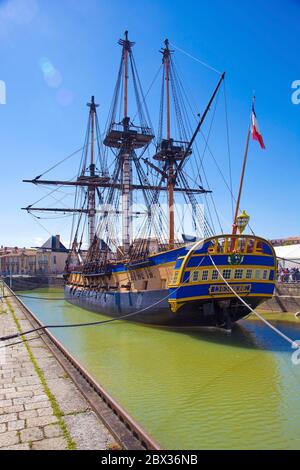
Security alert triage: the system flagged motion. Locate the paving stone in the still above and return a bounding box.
[31,394,48,402]
[1,387,17,395]
[37,407,53,417]
[17,384,43,393]
[8,420,25,432]
[6,390,34,399]
[0,423,7,433]
[0,413,18,424]
[25,400,51,411]
[18,409,38,420]
[0,399,12,407]
[32,437,68,450]
[44,424,63,439]
[0,405,24,415]
[20,426,44,443]
[2,443,30,450]
[0,430,19,448]
[64,412,115,450]
[13,396,35,405]
[26,415,58,428]
[46,378,88,414]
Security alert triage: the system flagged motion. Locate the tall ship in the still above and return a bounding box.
[23,32,276,330]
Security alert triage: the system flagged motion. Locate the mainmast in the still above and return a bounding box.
[87,96,98,246]
[164,40,175,249]
[103,31,153,256]
[120,31,132,255]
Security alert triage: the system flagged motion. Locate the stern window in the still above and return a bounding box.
[191,271,199,282]
[262,270,268,280]
[202,270,209,281]
[246,269,252,279]
[222,269,231,280]
[234,269,243,279]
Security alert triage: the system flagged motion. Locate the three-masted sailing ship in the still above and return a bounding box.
[23,32,276,330]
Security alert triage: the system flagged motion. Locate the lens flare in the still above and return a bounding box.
[39,57,62,88]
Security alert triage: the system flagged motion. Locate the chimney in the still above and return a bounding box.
[55,235,60,251]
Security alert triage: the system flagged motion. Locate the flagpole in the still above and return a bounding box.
[232,96,255,235]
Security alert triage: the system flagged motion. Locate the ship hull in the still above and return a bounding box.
[64,285,263,328]
[65,235,277,330]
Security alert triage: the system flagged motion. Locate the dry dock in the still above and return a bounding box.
[0,284,159,450]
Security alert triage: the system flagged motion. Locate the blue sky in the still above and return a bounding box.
[0,0,299,247]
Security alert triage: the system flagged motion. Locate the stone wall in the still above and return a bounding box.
[262,284,300,313]
[1,275,64,291]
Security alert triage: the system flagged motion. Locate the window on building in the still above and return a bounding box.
[191,271,199,282]
[234,269,243,280]
[222,269,231,280]
[53,256,56,265]
[202,270,209,281]
[212,270,218,280]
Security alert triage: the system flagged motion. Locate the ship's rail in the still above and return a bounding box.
[205,234,275,256]
[3,283,161,451]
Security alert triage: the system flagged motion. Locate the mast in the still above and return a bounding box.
[87,96,98,246]
[121,31,132,255]
[163,39,175,250]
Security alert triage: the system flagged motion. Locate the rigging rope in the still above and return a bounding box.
[208,254,300,350]
[0,253,205,344]
[170,43,222,75]
[34,147,84,180]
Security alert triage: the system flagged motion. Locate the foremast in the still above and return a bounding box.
[103,31,153,255]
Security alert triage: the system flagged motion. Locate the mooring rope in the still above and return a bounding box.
[208,255,300,350]
[0,250,206,345]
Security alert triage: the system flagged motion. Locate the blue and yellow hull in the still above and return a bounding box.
[65,235,276,329]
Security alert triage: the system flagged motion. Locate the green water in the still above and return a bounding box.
[18,288,300,449]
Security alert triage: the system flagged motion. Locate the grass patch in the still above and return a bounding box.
[6,299,76,450]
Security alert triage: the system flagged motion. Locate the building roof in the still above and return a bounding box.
[275,244,300,260]
[271,236,300,246]
[40,236,68,253]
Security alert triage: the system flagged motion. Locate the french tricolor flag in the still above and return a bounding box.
[251,105,265,149]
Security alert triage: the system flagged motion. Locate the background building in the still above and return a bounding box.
[0,235,68,276]
[271,236,300,268]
